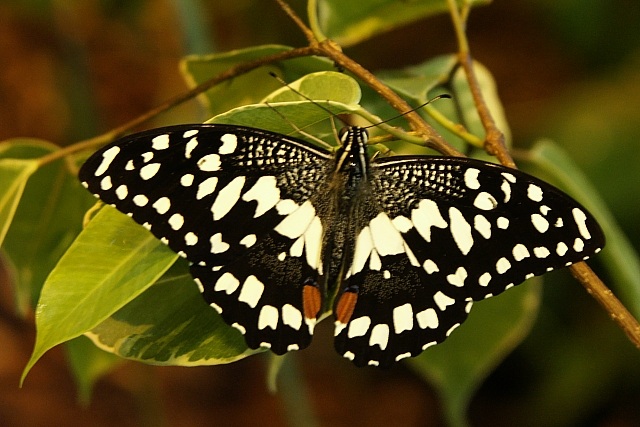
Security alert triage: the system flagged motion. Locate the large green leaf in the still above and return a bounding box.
[410,279,542,427]
[0,139,96,314]
[23,206,178,381]
[181,45,335,116]
[86,261,256,366]
[317,0,490,46]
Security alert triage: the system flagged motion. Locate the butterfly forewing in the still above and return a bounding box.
[79,124,332,354]
[332,155,604,367]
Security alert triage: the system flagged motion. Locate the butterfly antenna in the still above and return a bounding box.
[362,94,451,130]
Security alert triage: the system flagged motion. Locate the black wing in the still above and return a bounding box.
[333,156,604,367]
[79,124,333,354]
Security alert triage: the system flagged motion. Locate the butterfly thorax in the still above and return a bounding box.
[317,127,374,313]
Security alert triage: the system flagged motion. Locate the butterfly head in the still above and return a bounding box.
[335,126,370,176]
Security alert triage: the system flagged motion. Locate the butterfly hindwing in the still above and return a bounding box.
[79,124,333,353]
[333,156,604,367]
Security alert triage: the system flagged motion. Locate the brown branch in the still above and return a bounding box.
[446,0,640,349]
[570,262,640,349]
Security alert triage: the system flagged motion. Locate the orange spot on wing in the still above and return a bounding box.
[334,291,358,324]
[303,283,321,320]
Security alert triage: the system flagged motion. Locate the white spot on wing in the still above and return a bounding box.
[197,177,218,200]
[416,308,438,329]
[446,266,468,287]
[501,180,512,202]
[572,208,591,240]
[391,215,413,233]
[214,272,239,294]
[412,199,447,242]
[211,176,245,220]
[133,194,148,207]
[304,216,323,271]
[474,214,492,239]
[473,192,498,210]
[185,232,198,246]
[282,304,303,330]
[240,234,257,248]
[423,259,439,274]
[512,244,530,261]
[258,305,279,330]
[479,272,491,286]
[185,137,198,159]
[347,316,371,338]
[497,217,509,229]
[393,303,414,334]
[140,163,161,180]
[198,154,221,172]
[274,200,315,239]
[496,257,511,274]
[531,214,550,233]
[449,207,474,255]
[370,212,405,256]
[369,324,390,350]
[238,275,264,308]
[151,134,170,150]
[94,146,120,176]
[168,213,184,230]
[527,184,543,202]
[219,133,238,154]
[534,247,550,258]
[115,184,128,200]
[434,291,455,311]
[276,199,298,215]
[100,176,112,190]
[152,197,171,214]
[556,242,568,256]
[210,233,230,254]
[464,168,481,189]
[180,174,194,187]
[242,176,280,218]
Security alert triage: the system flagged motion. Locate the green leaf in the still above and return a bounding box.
[23,206,178,382]
[65,336,125,405]
[317,0,490,46]
[209,72,362,145]
[86,261,256,366]
[181,45,334,116]
[525,139,640,317]
[377,55,509,153]
[0,140,42,248]
[1,139,96,314]
[263,71,361,105]
[409,279,541,427]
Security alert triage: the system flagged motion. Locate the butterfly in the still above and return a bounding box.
[79,123,604,367]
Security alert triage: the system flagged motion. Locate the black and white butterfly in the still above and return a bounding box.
[79,123,604,367]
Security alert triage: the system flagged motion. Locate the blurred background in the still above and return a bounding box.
[1,0,639,426]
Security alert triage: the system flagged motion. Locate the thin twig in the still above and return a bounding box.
[445,0,640,348]
[570,262,640,348]
[38,46,315,167]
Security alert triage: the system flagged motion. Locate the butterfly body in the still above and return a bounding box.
[79,124,604,367]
